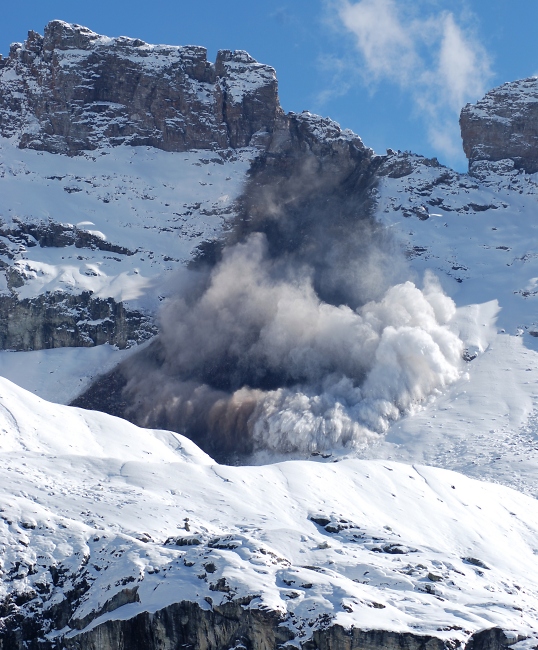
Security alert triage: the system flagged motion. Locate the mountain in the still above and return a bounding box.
[0,20,367,360]
[1,20,538,649]
[0,20,281,154]
[0,19,278,354]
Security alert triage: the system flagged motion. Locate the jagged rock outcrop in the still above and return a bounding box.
[0,291,155,350]
[59,608,515,650]
[0,590,516,650]
[0,20,282,154]
[460,77,538,173]
[0,218,135,257]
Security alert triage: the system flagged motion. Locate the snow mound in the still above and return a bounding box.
[0,377,210,463]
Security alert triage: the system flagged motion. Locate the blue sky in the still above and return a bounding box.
[1,1,537,171]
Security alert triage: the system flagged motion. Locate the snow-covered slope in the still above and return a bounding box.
[0,342,145,403]
[0,138,255,377]
[376,153,538,339]
[0,138,253,306]
[1,376,538,647]
[357,154,538,498]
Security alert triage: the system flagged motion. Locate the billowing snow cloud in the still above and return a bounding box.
[123,235,462,460]
[120,142,465,462]
[334,0,492,161]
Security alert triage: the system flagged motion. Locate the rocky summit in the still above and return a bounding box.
[0,20,281,154]
[460,76,538,173]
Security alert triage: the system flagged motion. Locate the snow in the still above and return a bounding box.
[464,77,538,116]
[1,376,538,644]
[370,328,538,495]
[0,138,254,310]
[293,110,368,148]
[0,343,145,404]
[219,58,277,104]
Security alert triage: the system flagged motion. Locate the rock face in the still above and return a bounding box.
[0,20,283,351]
[59,608,513,650]
[0,217,152,350]
[0,291,155,350]
[460,77,538,173]
[0,592,514,650]
[0,20,282,154]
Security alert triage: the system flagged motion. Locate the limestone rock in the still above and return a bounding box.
[0,20,282,154]
[460,77,538,173]
[0,291,155,350]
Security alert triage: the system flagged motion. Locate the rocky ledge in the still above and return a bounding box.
[460,77,538,173]
[63,616,515,650]
[0,584,519,650]
[0,20,282,154]
[0,291,155,350]
[28,602,520,650]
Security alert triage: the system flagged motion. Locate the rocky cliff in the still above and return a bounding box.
[0,291,155,350]
[0,20,281,154]
[0,593,516,650]
[0,20,286,351]
[2,601,515,650]
[460,76,538,173]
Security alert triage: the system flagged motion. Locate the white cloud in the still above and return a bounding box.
[338,0,417,82]
[333,0,492,162]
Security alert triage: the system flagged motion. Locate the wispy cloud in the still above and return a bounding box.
[328,0,492,162]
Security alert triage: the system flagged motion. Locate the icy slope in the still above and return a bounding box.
[0,342,144,403]
[1,377,538,646]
